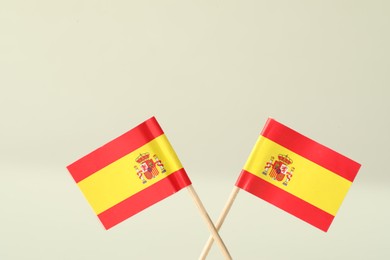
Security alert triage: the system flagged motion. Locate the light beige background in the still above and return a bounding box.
[1,1,389,259]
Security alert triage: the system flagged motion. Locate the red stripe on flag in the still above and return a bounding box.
[261,118,361,182]
[236,170,335,232]
[67,117,164,183]
[97,168,191,230]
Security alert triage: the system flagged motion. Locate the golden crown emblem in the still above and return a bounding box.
[136,152,150,163]
[278,154,293,165]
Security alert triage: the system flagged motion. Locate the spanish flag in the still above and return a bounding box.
[67,117,191,229]
[236,118,361,232]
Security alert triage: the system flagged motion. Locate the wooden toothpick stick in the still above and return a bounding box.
[186,185,232,260]
[199,186,240,260]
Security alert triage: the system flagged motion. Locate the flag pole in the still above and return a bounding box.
[199,186,240,260]
[186,185,232,260]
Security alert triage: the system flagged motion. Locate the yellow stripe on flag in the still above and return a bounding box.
[243,136,352,216]
[77,134,183,214]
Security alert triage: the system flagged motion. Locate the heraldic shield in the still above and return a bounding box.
[262,154,295,186]
[270,160,289,181]
[134,152,166,184]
